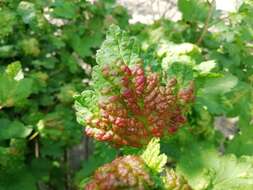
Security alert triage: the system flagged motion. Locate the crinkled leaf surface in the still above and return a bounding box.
[74,90,98,126]
[96,25,140,67]
[75,25,141,126]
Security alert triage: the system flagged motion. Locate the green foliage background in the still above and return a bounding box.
[0,0,129,189]
[1,0,253,189]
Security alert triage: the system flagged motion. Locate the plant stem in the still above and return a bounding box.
[196,0,215,45]
[35,138,40,158]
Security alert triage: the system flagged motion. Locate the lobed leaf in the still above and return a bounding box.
[177,144,253,190]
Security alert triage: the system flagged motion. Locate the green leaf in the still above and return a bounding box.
[165,62,194,86]
[96,25,140,67]
[196,94,228,115]
[0,119,33,140]
[5,61,23,80]
[30,158,51,181]
[0,10,16,38]
[0,74,33,108]
[69,35,93,58]
[74,90,98,126]
[0,45,16,58]
[90,65,114,92]
[141,138,167,173]
[57,84,77,103]
[202,74,238,95]
[17,1,36,24]
[160,43,201,85]
[40,140,65,158]
[178,0,210,22]
[158,43,201,58]
[60,52,80,73]
[226,125,253,156]
[194,60,217,74]
[0,167,37,190]
[52,0,78,19]
[74,26,141,126]
[19,38,40,56]
[177,144,253,190]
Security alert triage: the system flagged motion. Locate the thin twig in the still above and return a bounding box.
[35,138,40,158]
[196,0,216,45]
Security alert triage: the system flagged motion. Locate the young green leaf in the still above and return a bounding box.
[141,138,167,173]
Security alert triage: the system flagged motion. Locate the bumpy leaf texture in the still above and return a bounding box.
[85,155,154,190]
[84,139,192,190]
[75,26,194,147]
[163,169,192,190]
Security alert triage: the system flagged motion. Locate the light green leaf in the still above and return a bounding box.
[0,119,33,140]
[0,74,33,108]
[74,26,142,125]
[74,90,98,126]
[17,1,36,24]
[194,60,217,74]
[202,74,238,95]
[141,138,167,173]
[177,145,253,190]
[158,43,201,58]
[19,38,40,56]
[5,61,24,81]
[160,43,201,85]
[96,25,140,67]
[0,45,16,58]
[165,62,194,86]
[0,10,16,38]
